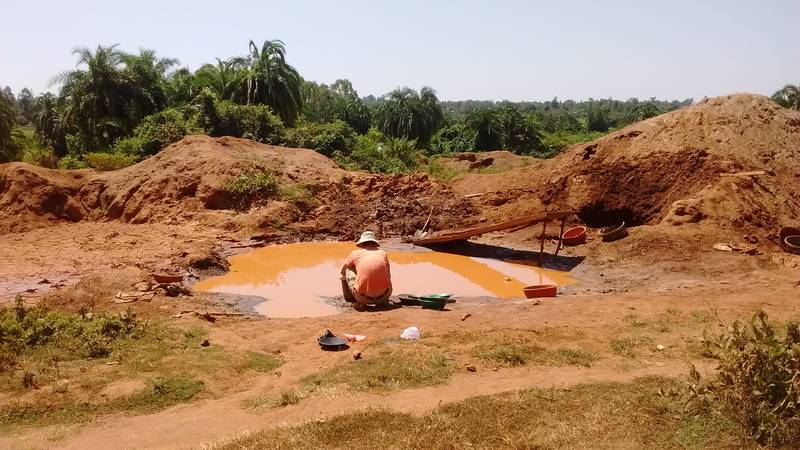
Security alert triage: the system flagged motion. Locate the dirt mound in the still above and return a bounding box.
[0,164,89,233]
[454,93,800,237]
[78,135,341,224]
[0,135,475,238]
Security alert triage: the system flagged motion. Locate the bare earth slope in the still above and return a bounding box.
[0,135,475,238]
[454,93,800,238]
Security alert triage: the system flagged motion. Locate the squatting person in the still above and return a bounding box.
[340,231,393,311]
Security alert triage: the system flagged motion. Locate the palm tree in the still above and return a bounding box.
[466,108,501,150]
[772,84,800,110]
[53,44,130,148]
[0,92,16,157]
[195,58,243,101]
[374,87,443,147]
[34,93,69,155]
[166,67,196,106]
[122,49,179,121]
[238,39,303,125]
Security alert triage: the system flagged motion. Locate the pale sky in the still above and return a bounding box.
[2,0,798,101]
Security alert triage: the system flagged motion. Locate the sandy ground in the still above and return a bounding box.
[0,219,798,449]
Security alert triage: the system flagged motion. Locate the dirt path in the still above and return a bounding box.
[2,360,695,450]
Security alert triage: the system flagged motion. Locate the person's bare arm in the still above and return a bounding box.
[341,252,356,278]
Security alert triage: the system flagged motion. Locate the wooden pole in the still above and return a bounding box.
[539,219,547,266]
[555,216,566,256]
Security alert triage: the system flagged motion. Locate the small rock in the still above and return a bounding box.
[165,284,181,297]
[200,339,210,347]
[533,300,542,305]
[461,313,472,321]
[656,344,665,351]
[353,351,362,360]
[465,364,477,373]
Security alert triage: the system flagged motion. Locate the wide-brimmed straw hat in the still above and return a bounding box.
[356,231,379,247]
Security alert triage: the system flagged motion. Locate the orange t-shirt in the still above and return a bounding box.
[343,248,392,296]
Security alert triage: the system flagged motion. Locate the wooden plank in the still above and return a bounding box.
[412,212,571,246]
[719,170,766,177]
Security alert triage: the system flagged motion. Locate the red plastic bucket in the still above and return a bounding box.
[561,226,587,246]
[523,284,557,298]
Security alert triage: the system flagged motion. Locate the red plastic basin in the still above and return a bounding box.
[523,284,557,298]
[561,226,587,246]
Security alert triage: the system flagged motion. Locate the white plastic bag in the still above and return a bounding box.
[400,326,421,340]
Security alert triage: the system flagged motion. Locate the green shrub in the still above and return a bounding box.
[21,145,58,168]
[284,120,356,156]
[198,90,285,144]
[222,169,281,209]
[58,154,88,169]
[425,157,460,181]
[686,311,800,446]
[0,298,144,368]
[279,183,316,209]
[84,152,138,171]
[335,129,421,173]
[4,130,59,168]
[429,123,476,154]
[114,107,202,157]
[540,130,606,154]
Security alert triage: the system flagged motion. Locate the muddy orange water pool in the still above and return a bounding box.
[194,242,573,318]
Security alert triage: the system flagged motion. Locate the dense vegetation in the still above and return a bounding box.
[4,40,790,174]
[685,312,800,446]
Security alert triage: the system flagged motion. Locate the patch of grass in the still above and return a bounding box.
[112,376,204,413]
[471,332,598,368]
[609,336,653,358]
[211,377,747,449]
[652,308,682,333]
[276,389,301,407]
[302,340,454,393]
[279,183,316,208]
[0,299,145,389]
[83,152,138,171]
[222,169,281,209]
[550,348,599,367]
[244,352,282,373]
[0,376,204,429]
[0,302,282,429]
[425,158,461,181]
[623,308,698,333]
[689,309,716,324]
[241,388,306,412]
[622,312,648,328]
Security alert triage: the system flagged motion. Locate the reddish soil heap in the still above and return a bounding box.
[453,94,800,236]
[0,135,475,238]
[2,94,799,240]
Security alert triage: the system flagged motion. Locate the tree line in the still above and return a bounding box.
[2,39,795,171]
